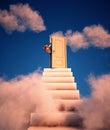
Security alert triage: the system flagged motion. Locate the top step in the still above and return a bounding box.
[44,68,71,72]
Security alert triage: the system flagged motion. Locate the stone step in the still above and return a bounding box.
[44,83,77,90]
[28,127,84,130]
[30,112,81,127]
[42,77,74,83]
[55,99,81,111]
[44,68,71,72]
[48,90,80,100]
[43,72,73,77]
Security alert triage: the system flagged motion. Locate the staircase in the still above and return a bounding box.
[28,68,82,130]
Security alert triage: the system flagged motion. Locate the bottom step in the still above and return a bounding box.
[28,127,84,130]
[30,112,82,127]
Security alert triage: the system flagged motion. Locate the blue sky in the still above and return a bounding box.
[0,0,110,97]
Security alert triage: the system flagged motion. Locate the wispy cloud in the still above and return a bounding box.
[83,25,110,48]
[0,70,56,130]
[51,31,64,37]
[0,3,46,33]
[79,74,110,129]
[51,25,110,51]
[0,69,110,129]
[65,30,88,50]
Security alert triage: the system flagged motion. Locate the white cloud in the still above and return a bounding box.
[0,4,46,33]
[83,25,110,48]
[79,74,110,129]
[65,30,88,51]
[51,25,110,51]
[51,31,64,37]
[1,69,110,130]
[0,70,56,130]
